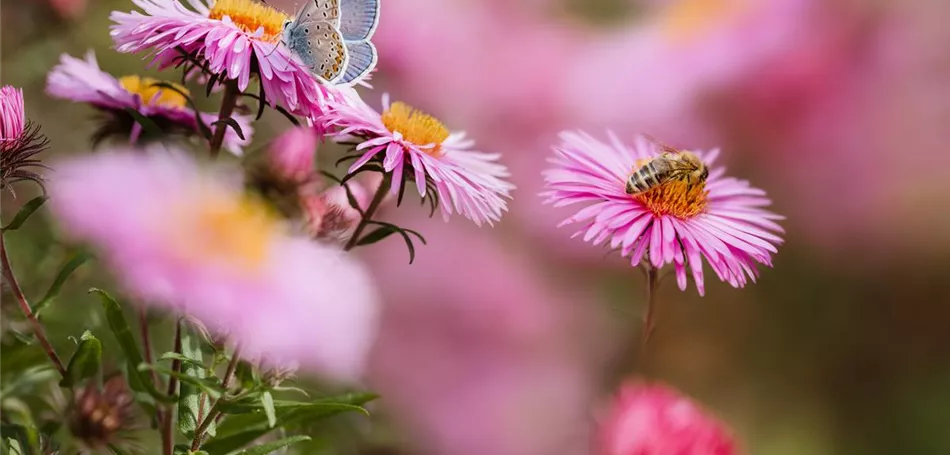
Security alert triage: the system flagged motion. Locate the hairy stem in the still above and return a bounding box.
[162,320,183,455]
[0,233,66,377]
[638,264,660,363]
[208,79,241,160]
[344,173,392,251]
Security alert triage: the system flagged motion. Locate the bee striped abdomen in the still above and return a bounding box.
[626,161,667,194]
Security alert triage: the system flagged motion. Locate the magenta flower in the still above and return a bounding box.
[1,85,48,191]
[321,93,514,226]
[598,382,737,455]
[110,0,334,117]
[48,149,380,380]
[47,52,252,154]
[267,126,317,183]
[543,132,783,295]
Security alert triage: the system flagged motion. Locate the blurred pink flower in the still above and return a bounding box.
[367,217,599,455]
[543,132,783,295]
[301,182,370,245]
[48,149,379,381]
[110,0,333,117]
[47,51,252,154]
[598,382,737,455]
[1,86,25,141]
[268,126,318,183]
[320,94,514,226]
[1,85,48,190]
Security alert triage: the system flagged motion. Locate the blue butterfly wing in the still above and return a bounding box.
[340,0,379,42]
[337,40,377,85]
[286,19,349,83]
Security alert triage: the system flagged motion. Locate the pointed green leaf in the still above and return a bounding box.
[2,196,47,231]
[91,288,176,403]
[356,227,396,246]
[177,330,215,439]
[33,252,92,316]
[234,436,310,455]
[211,118,245,141]
[159,352,207,368]
[343,183,366,217]
[60,331,101,387]
[260,391,276,428]
[138,364,223,399]
[123,108,162,138]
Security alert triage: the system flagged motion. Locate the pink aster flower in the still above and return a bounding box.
[48,149,379,381]
[598,382,737,455]
[47,52,252,154]
[543,132,783,295]
[1,85,48,191]
[267,125,317,183]
[110,0,333,117]
[321,94,514,226]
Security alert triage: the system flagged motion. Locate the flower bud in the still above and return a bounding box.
[268,126,318,183]
[302,183,369,245]
[1,85,25,141]
[598,382,737,455]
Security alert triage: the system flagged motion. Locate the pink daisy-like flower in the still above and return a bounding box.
[543,132,783,295]
[47,51,252,154]
[1,85,49,191]
[48,149,379,380]
[598,382,737,455]
[110,0,333,117]
[321,93,514,226]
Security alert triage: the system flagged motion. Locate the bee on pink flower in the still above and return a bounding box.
[543,132,783,295]
[47,52,252,154]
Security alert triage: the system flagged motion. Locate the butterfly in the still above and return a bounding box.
[281,0,380,86]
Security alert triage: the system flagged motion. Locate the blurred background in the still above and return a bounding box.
[3,0,950,454]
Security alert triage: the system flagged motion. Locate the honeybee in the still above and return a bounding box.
[625,136,709,195]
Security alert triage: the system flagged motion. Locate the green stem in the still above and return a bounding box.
[344,173,392,251]
[162,320,183,455]
[191,345,241,451]
[638,264,660,363]
[0,233,66,377]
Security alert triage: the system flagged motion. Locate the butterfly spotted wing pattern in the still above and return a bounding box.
[284,0,348,83]
[339,0,380,41]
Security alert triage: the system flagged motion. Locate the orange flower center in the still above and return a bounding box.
[660,0,748,43]
[119,76,189,109]
[630,159,709,219]
[381,102,450,157]
[170,188,280,273]
[208,0,288,43]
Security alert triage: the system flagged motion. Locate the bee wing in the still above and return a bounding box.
[643,134,682,156]
[340,0,380,42]
[287,20,349,83]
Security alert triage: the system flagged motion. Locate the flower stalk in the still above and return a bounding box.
[0,232,67,377]
[208,79,241,159]
[344,173,392,251]
[161,319,183,455]
[638,264,660,362]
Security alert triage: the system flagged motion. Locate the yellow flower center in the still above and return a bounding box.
[171,189,281,274]
[381,102,451,156]
[630,160,709,219]
[119,76,189,109]
[660,0,747,43]
[208,0,288,43]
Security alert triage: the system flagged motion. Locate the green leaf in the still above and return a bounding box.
[260,392,276,428]
[177,329,215,439]
[343,183,366,217]
[123,108,162,138]
[33,251,92,316]
[91,288,176,403]
[356,227,396,246]
[234,436,310,455]
[159,352,207,369]
[234,361,258,390]
[211,118,246,141]
[139,364,223,399]
[2,196,47,231]
[59,331,101,387]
